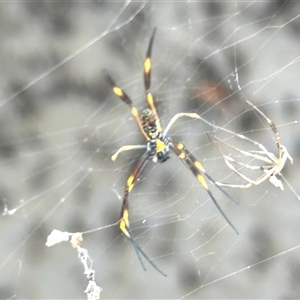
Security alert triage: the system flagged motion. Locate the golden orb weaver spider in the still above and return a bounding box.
[103,28,238,276]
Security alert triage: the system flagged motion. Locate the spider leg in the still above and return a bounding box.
[143,28,162,133]
[245,99,293,164]
[144,28,156,92]
[111,145,147,161]
[176,143,239,205]
[208,133,275,165]
[215,156,274,189]
[163,113,201,136]
[126,225,167,277]
[103,70,149,140]
[170,141,239,235]
[168,108,292,175]
[120,152,167,276]
[245,100,280,146]
[281,145,293,164]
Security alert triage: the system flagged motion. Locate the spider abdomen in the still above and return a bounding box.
[147,136,170,163]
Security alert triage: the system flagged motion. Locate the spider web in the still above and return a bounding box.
[1,1,300,299]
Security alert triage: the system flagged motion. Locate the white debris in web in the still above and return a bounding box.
[46,230,102,299]
[46,229,70,246]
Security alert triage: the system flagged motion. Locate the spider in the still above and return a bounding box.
[209,99,293,190]
[103,28,238,276]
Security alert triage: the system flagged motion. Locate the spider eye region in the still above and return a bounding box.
[142,108,154,121]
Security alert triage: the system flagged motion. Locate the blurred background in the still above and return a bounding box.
[1,1,300,299]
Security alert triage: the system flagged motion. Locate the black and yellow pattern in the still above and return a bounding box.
[103,28,238,276]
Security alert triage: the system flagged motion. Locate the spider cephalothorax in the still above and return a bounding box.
[141,108,170,162]
[141,108,159,138]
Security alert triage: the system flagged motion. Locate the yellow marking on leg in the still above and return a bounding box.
[197,174,208,189]
[120,209,130,238]
[113,86,124,97]
[194,161,205,172]
[127,175,135,192]
[147,93,154,105]
[146,92,162,132]
[179,152,186,159]
[177,143,184,150]
[144,57,151,74]
[131,107,139,117]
